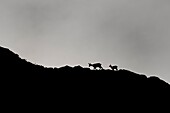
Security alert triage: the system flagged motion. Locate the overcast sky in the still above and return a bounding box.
[0,0,170,83]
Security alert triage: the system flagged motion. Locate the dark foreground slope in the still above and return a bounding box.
[0,46,170,109]
[0,46,169,90]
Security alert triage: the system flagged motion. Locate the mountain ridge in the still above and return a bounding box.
[1,45,170,109]
[0,46,169,93]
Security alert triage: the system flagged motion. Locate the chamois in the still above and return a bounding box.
[88,63,103,70]
[109,65,118,71]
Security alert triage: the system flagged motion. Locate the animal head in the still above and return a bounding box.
[88,63,92,67]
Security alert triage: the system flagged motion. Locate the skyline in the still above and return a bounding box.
[0,0,170,83]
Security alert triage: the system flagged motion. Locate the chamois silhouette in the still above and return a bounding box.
[88,63,103,70]
[109,65,118,71]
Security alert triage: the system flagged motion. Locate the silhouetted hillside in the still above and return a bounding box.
[0,46,170,108]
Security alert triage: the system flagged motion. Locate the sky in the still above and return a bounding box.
[0,0,170,83]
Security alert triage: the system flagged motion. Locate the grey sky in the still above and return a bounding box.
[0,0,170,83]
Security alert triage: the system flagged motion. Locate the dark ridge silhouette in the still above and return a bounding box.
[0,46,170,108]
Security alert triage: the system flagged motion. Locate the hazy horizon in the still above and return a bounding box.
[0,0,170,83]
